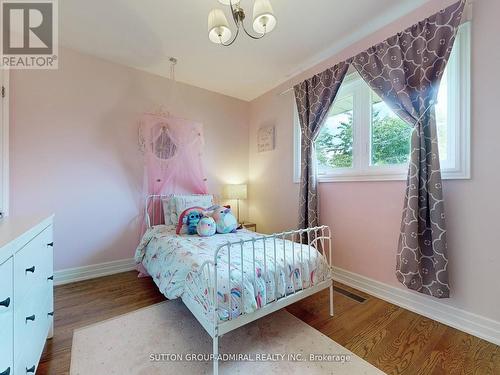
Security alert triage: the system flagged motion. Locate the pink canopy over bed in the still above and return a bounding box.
[139,112,208,235]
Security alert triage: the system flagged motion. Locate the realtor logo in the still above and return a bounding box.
[1,0,58,69]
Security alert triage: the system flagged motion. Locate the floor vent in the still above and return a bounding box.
[333,286,367,303]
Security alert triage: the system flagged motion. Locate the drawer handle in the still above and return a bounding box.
[26,365,35,373]
[47,275,54,281]
[0,367,10,375]
[25,266,35,274]
[25,314,36,323]
[0,297,10,308]
[48,311,54,317]
[47,242,54,247]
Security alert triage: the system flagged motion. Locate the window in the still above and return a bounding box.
[294,22,471,182]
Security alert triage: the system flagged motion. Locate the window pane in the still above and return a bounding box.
[371,94,413,166]
[436,67,448,162]
[315,95,353,170]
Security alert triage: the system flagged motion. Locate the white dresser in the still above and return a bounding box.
[0,215,54,375]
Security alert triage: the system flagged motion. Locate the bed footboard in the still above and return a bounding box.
[184,226,333,375]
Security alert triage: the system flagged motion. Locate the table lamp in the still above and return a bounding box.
[222,184,247,224]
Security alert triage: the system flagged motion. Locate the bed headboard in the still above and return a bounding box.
[144,194,171,228]
[145,194,220,228]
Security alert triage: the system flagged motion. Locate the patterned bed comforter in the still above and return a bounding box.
[135,225,331,321]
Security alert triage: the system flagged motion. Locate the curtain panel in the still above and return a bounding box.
[294,61,350,229]
[352,0,465,298]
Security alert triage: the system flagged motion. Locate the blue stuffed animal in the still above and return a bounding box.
[184,210,202,235]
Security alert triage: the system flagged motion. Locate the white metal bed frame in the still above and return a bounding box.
[144,194,334,375]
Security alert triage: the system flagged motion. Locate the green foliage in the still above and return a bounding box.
[315,113,353,168]
[315,109,412,169]
[371,111,412,165]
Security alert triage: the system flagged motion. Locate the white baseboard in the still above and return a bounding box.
[333,266,500,346]
[53,260,499,345]
[54,258,136,286]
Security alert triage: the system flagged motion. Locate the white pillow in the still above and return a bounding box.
[172,194,214,224]
[161,196,176,225]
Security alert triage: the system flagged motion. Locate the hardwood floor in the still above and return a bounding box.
[38,271,499,375]
[38,272,165,375]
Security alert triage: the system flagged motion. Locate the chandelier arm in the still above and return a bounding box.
[220,26,240,47]
[241,22,266,40]
[213,1,270,46]
[228,1,264,40]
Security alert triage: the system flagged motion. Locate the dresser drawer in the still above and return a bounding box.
[14,289,48,351]
[15,350,38,375]
[14,295,52,373]
[14,226,53,304]
[40,294,54,344]
[14,296,38,365]
[14,240,41,304]
[0,257,13,375]
[0,323,13,375]
[39,226,54,289]
[39,228,54,327]
[0,257,13,315]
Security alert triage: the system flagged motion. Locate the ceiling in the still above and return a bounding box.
[60,0,428,101]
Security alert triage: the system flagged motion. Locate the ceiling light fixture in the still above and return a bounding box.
[208,0,277,46]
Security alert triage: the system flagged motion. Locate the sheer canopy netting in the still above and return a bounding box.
[139,113,208,234]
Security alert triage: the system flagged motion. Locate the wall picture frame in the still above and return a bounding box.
[257,125,275,152]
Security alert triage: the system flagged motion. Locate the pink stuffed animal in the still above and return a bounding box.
[210,205,238,234]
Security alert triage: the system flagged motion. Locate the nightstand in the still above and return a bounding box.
[242,222,257,232]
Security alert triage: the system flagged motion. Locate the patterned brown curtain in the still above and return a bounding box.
[294,61,350,229]
[352,0,465,298]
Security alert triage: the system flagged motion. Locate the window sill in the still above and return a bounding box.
[293,170,471,183]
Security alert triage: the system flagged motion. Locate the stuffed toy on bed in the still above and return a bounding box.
[196,216,217,237]
[211,205,238,234]
[176,206,204,235]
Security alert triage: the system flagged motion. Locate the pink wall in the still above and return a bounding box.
[249,0,500,322]
[10,48,249,271]
[9,0,499,325]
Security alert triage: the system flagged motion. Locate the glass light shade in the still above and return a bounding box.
[208,8,232,44]
[253,0,277,34]
[218,0,240,5]
[223,184,248,200]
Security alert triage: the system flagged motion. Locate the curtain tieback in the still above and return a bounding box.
[414,99,437,126]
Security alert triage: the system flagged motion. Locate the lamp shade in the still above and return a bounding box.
[253,0,277,34]
[208,8,232,44]
[223,184,248,200]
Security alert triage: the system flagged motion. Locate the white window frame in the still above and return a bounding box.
[0,69,9,217]
[294,22,471,183]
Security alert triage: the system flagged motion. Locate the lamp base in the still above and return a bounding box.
[236,199,241,225]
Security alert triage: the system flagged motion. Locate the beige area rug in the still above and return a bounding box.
[70,300,385,375]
